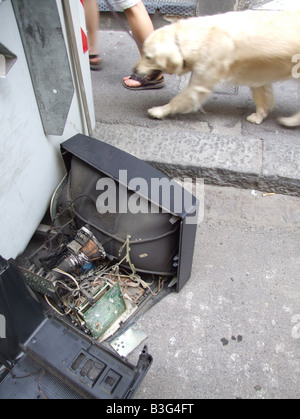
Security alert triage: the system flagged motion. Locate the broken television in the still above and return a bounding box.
[17,135,199,345]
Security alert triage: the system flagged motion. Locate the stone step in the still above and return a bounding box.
[93,122,300,197]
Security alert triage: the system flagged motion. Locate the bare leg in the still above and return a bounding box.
[123,1,158,87]
[124,1,154,56]
[247,84,274,125]
[84,0,101,68]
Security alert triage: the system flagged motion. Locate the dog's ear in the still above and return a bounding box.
[156,43,184,74]
[151,30,184,74]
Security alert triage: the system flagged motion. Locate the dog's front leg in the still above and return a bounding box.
[247,84,274,125]
[148,84,211,119]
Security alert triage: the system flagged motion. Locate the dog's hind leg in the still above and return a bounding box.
[247,84,274,125]
[278,110,300,127]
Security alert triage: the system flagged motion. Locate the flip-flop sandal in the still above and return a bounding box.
[89,54,102,71]
[123,71,165,90]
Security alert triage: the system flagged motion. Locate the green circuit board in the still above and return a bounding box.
[83,283,126,339]
[20,266,56,298]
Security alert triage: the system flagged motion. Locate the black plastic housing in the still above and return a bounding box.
[0,258,153,399]
[60,134,199,292]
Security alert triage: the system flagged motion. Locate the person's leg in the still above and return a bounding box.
[84,0,101,69]
[124,1,153,56]
[123,1,163,87]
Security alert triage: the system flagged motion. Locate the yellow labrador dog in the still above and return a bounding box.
[135,10,300,126]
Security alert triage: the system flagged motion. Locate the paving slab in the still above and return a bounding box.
[126,185,300,399]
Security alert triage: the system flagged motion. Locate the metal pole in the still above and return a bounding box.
[62,0,93,137]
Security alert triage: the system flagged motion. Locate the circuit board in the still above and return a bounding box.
[20,266,57,298]
[83,283,126,339]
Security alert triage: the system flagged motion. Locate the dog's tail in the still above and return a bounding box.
[278,110,300,127]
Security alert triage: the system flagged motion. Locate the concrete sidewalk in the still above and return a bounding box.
[91,0,300,197]
[127,185,300,399]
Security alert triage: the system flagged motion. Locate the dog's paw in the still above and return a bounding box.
[247,112,266,125]
[148,106,169,120]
